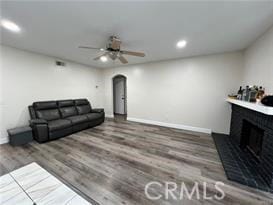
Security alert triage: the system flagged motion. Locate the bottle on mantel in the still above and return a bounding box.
[249,86,258,102]
[246,85,251,101]
[256,86,265,100]
[242,86,249,101]
[237,86,243,100]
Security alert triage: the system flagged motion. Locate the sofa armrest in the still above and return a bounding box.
[29,119,48,125]
[92,108,104,113]
[29,119,49,143]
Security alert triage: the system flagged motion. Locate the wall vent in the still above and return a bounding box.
[55,60,66,67]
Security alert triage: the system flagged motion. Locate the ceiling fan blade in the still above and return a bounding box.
[94,53,107,60]
[107,52,116,60]
[118,55,128,64]
[79,46,101,50]
[121,50,145,57]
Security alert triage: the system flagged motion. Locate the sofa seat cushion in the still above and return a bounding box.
[84,113,103,121]
[66,115,89,125]
[48,119,72,131]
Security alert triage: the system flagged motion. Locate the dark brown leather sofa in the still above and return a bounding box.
[29,99,104,143]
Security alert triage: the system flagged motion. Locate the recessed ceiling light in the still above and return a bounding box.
[100,48,104,51]
[100,56,107,62]
[176,40,187,48]
[1,19,21,33]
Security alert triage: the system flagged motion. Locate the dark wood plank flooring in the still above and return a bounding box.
[1,119,273,205]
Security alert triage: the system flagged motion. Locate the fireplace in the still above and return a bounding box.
[227,101,273,192]
[240,120,264,160]
[212,99,273,192]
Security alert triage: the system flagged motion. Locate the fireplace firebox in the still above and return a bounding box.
[240,120,264,160]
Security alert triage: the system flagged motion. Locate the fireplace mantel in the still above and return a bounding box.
[227,98,273,115]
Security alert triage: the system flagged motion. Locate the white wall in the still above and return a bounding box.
[243,26,273,94]
[103,52,244,134]
[0,45,104,143]
[3,25,271,142]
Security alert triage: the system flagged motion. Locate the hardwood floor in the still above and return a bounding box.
[1,119,273,205]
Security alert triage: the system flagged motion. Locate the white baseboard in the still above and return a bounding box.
[105,114,114,118]
[127,117,211,134]
[0,137,9,145]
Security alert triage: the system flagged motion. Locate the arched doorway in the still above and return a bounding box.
[113,75,127,120]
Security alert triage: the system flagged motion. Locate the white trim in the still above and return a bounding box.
[227,98,273,115]
[127,117,211,134]
[105,114,114,118]
[0,137,9,145]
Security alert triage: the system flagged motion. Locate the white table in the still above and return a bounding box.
[0,163,91,205]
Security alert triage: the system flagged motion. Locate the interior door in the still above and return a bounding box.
[114,78,125,114]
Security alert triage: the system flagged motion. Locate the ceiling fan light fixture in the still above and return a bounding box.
[1,19,21,33]
[100,56,107,62]
[79,36,146,64]
[176,40,187,48]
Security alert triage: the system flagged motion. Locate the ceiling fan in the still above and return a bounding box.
[79,36,145,64]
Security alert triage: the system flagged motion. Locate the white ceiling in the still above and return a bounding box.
[1,1,273,68]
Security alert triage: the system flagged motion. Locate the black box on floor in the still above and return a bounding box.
[7,126,33,146]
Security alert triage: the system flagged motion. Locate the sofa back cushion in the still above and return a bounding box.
[74,99,92,115]
[58,100,78,118]
[33,101,61,121]
[57,100,74,107]
[59,107,78,118]
[36,109,61,121]
[33,101,57,110]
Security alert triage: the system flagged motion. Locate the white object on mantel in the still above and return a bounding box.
[227,98,273,116]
